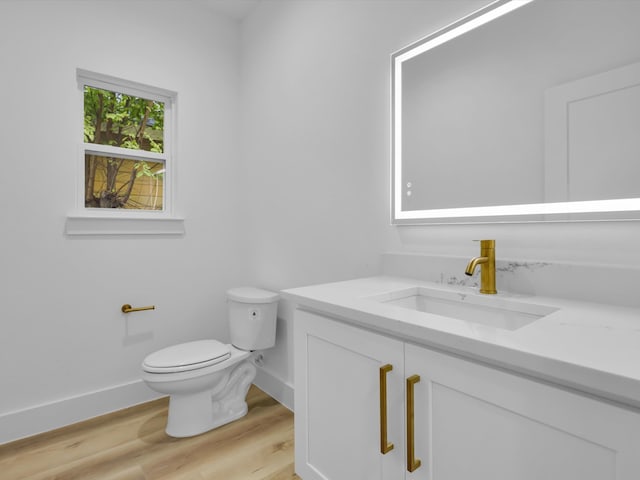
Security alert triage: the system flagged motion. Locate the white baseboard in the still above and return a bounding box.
[1,370,294,446]
[0,380,162,445]
[254,367,294,412]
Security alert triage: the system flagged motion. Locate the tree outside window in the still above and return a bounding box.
[83,85,166,210]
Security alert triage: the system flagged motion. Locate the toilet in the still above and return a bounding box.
[141,287,279,438]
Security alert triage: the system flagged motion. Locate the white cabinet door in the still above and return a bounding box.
[405,343,640,480]
[294,310,405,480]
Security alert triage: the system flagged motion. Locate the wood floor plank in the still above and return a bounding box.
[0,399,166,471]
[261,463,300,480]
[0,399,171,480]
[101,465,148,480]
[195,422,294,479]
[0,386,299,480]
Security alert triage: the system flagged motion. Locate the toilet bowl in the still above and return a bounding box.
[141,287,279,438]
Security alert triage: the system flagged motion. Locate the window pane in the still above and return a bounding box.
[84,86,164,153]
[85,154,164,210]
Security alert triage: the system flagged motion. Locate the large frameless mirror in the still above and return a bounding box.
[392,0,640,224]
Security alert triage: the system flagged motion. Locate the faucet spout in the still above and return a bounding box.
[465,256,488,276]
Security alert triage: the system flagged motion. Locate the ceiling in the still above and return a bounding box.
[200,0,261,20]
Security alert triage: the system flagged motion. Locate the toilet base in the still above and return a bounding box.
[165,360,257,438]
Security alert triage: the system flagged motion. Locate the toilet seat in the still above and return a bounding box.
[142,339,231,374]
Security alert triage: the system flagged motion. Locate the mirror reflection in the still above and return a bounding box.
[393,0,640,223]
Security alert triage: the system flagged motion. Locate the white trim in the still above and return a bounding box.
[65,215,185,236]
[0,373,290,446]
[84,143,167,163]
[77,69,175,103]
[0,380,163,445]
[254,366,294,412]
[74,69,178,232]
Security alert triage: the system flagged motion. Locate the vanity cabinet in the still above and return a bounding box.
[294,310,405,480]
[406,344,640,479]
[294,309,640,480]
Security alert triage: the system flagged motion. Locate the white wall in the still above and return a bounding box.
[240,0,488,404]
[0,0,245,442]
[241,0,640,406]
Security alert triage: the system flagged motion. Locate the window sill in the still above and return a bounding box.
[65,215,185,236]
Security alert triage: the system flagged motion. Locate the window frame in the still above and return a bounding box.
[67,69,183,235]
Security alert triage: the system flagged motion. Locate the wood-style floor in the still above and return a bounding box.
[0,386,301,480]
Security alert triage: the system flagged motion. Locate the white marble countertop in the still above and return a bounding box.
[283,276,640,409]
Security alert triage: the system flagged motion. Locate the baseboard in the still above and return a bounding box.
[1,370,294,445]
[0,380,162,445]
[254,367,294,412]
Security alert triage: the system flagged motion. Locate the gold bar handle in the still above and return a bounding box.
[406,374,422,473]
[121,304,155,313]
[379,364,394,454]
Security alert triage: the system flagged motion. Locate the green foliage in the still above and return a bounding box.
[83,85,166,209]
[134,161,164,179]
[83,86,164,153]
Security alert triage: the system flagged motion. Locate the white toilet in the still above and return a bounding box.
[141,287,279,438]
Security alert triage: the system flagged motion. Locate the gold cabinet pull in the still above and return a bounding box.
[406,374,422,472]
[121,304,155,313]
[379,364,394,454]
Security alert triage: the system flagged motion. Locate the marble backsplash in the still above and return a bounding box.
[381,252,640,309]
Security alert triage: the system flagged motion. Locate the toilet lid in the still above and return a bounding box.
[142,339,231,373]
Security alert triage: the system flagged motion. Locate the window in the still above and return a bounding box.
[68,70,183,235]
[83,85,166,210]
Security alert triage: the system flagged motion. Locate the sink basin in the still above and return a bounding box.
[367,287,558,331]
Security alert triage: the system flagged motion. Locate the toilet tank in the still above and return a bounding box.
[227,287,279,351]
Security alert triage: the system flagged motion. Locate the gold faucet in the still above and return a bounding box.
[465,240,497,294]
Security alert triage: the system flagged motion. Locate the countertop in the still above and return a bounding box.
[283,276,640,409]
